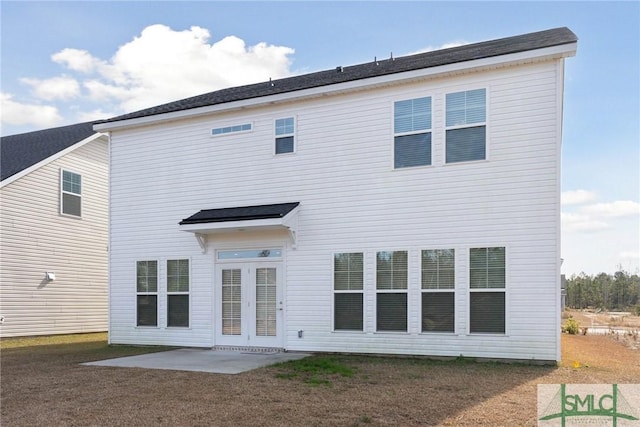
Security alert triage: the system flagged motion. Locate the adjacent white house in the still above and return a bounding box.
[0,122,109,337]
[96,27,577,362]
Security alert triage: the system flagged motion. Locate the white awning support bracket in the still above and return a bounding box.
[195,233,207,254]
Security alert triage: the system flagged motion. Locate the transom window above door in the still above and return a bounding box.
[217,249,282,260]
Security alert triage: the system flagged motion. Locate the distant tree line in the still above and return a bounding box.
[565,270,640,312]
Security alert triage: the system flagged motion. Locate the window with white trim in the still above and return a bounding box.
[136,260,158,327]
[421,249,455,333]
[211,123,252,136]
[446,88,486,163]
[167,259,189,327]
[376,251,408,332]
[275,117,295,154]
[469,247,505,333]
[61,170,81,217]
[394,97,432,168]
[333,252,364,331]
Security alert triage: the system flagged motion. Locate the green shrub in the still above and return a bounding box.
[633,305,640,317]
[563,316,580,334]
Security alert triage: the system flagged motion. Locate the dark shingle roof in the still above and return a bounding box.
[180,202,300,225]
[1,122,99,182]
[103,27,576,124]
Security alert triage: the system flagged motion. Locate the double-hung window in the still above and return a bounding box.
[469,247,505,333]
[136,261,158,327]
[61,170,82,217]
[333,252,364,331]
[394,97,432,168]
[376,251,408,332]
[275,117,295,154]
[446,88,486,163]
[421,249,455,333]
[167,259,189,327]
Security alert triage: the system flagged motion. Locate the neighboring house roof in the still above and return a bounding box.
[180,202,301,225]
[1,122,103,184]
[100,27,577,125]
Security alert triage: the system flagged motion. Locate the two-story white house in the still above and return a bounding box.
[96,27,577,362]
[0,122,109,337]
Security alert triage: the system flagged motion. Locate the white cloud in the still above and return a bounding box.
[54,24,296,114]
[20,76,80,101]
[561,189,597,206]
[410,41,468,55]
[5,24,295,129]
[75,108,116,123]
[619,251,640,260]
[0,92,62,128]
[52,48,105,73]
[580,200,640,218]
[561,212,610,232]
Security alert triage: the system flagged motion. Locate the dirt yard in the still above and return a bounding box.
[1,332,638,426]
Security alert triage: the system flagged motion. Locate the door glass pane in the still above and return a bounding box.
[222,269,241,335]
[255,268,277,336]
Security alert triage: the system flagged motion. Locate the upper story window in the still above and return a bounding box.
[394,97,432,168]
[275,117,295,154]
[211,123,252,136]
[61,170,82,217]
[445,88,486,163]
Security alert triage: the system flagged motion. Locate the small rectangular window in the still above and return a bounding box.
[167,259,189,327]
[211,123,252,136]
[334,252,364,331]
[275,117,295,154]
[136,261,158,327]
[421,249,455,332]
[376,251,408,332]
[394,97,431,168]
[446,89,486,163]
[469,247,505,333]
[61,170,81,217]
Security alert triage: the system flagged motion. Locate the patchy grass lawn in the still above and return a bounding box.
[1,332,638,426]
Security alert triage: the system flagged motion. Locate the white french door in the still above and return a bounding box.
[215,262,283,348]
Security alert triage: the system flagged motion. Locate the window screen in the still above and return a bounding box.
[334,252,364,331]
[61,170,82,217]
[446,89,486,163]
[394,97,432,168]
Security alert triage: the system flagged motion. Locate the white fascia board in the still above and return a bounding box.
[180,217,285,233]
[95,43,578,133]
[0,132,109,189]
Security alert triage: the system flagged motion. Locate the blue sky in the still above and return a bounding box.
[1,1,638,275]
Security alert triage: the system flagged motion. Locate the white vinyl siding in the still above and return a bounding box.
[0,139,108,338]
[107,58,565,360]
